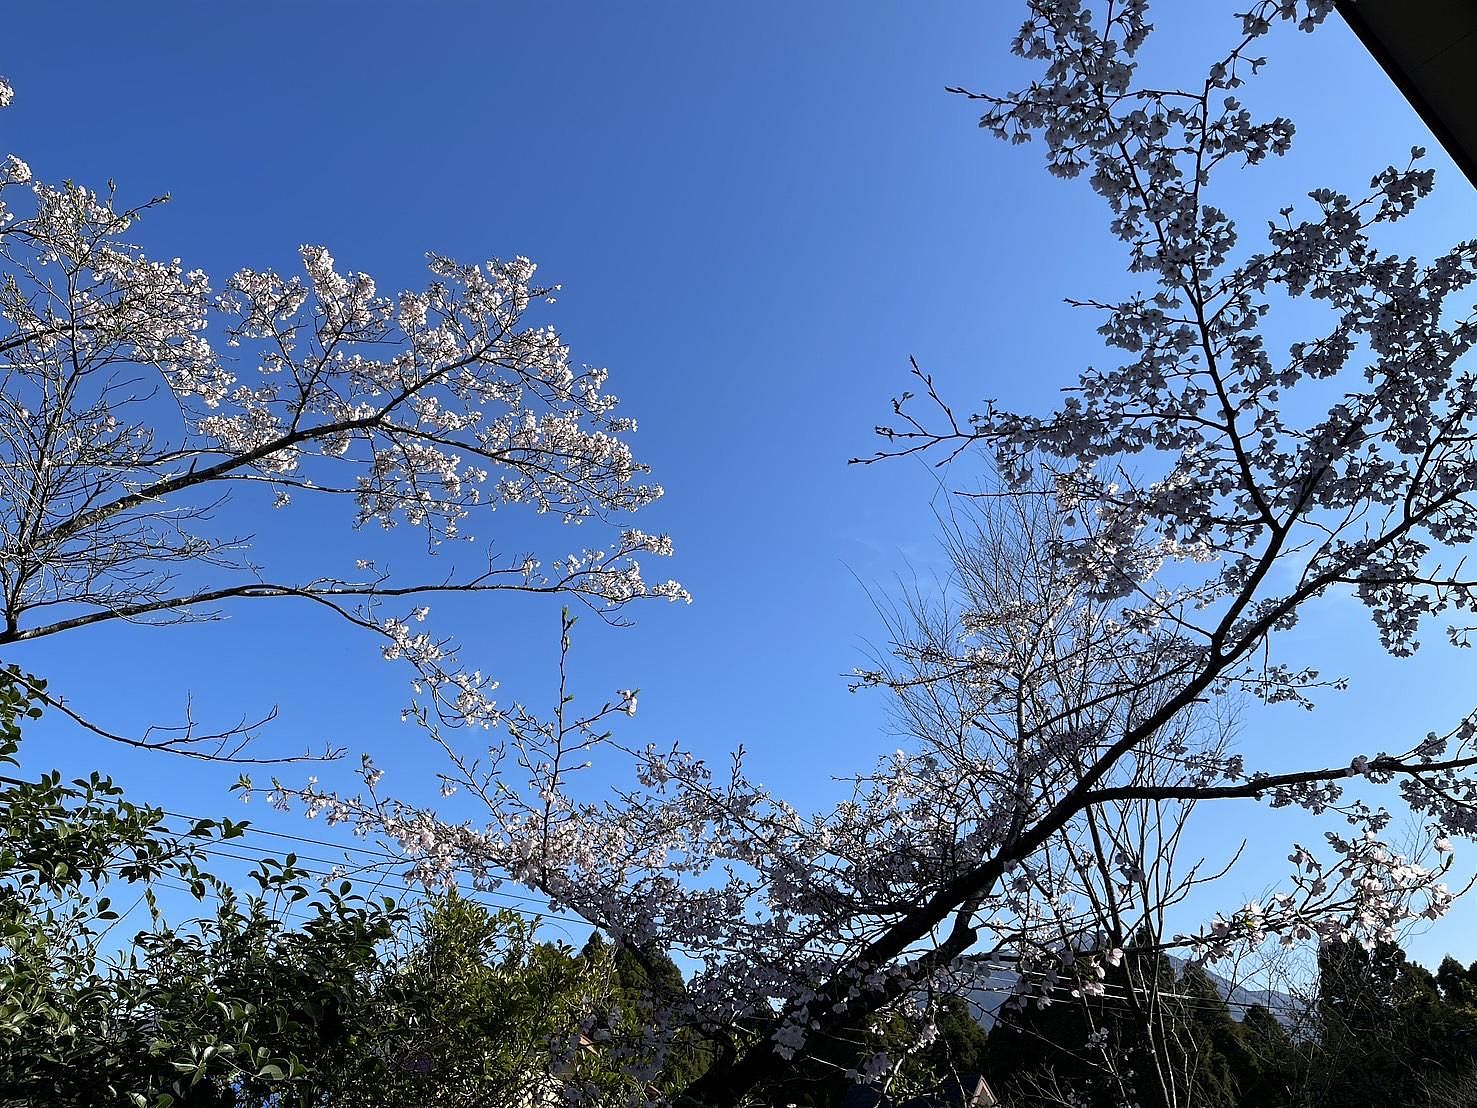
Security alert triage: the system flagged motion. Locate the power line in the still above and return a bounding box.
[2,774,1313,1020]
[959,960,1307,1019]
[159,834,598,934]
[173,830,1310,1020]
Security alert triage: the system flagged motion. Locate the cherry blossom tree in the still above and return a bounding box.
[281,2,1477,1104]
[0,76,684,761]
[869,493,1260,1108]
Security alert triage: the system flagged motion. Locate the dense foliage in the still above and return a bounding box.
[6,0,1477,1103]
[985,937,1477,1108]
[0,669,386,1107]
[0,671,993,1106]
[0,675,636,1106]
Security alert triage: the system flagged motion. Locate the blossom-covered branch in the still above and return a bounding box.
[0,84,684,757]
[231,3,1477,1103]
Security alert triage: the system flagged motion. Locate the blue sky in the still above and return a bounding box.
[5,2,1477,969]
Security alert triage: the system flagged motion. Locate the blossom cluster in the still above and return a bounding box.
[0,80,681,759]
[86,3,1477,1101]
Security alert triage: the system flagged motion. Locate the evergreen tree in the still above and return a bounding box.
[0,668,405,1108]
[1436,956,1477,1010]
[349,893,639,1108]
[1309,938,1456,1107]
[1165,963,1240,1108]
[985,943,1186,1108]
[1231,1004,1303,1108]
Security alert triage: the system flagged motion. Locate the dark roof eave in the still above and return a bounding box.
[1335,0,1477,191]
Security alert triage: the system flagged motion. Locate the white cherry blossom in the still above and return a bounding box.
[0,83,680,759]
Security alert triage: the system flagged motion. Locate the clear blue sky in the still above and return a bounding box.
[5,2,1477,969]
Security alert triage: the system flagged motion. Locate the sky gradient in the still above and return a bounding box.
[4,2,1477,970]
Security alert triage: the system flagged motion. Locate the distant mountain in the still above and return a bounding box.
[956,954,1301,1030]
[1167,955,1301,1026]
